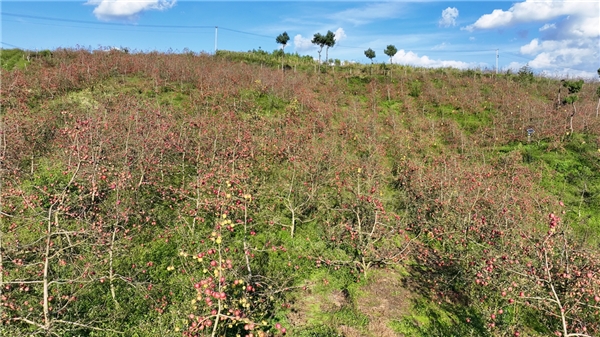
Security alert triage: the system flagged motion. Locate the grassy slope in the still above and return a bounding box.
[1,49,599,337]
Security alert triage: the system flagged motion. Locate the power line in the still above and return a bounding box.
[219,27,273,40]
[504,52,534,62]
[2,12,214,29]
[1,42,23,49]
[2,19,213,34]
[3,12,273,42]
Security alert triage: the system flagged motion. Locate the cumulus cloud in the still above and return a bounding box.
[333,28,347,43]
[293,34,314,52]
[87,0,176,20]
[521,39,597,69]
[439,7,459,27]
[463,0,599,76]
[520,38,540,55]
[463,9,511,31]
[392,49,479,69]
[463,0,597,32]
[541,15,599,40]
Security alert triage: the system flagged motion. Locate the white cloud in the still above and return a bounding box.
[548,15,599,40]
[502,62,595,79]
[504,62,596,80]
[293,34,314,52]
[507,62,525,72]
[520,38,540,55]
[539,23,556,31]
[527,41,596,69]
[463,9,512,31]
[392,49,479,69]
[333,28,347,43]
[87,0,176,20]
[463,0,599,76]
[464,0,597,32]
[518,37,597,69]
[539,68,597,79]
[439,7,459,27]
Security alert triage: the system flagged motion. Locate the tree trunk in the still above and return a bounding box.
[317,50,322,72]
[243,201,252,278]
[569,102,576,134]
[109,227,119,307]
[281,46,285,73]
[43,210,56,331]
[210,244,224,337]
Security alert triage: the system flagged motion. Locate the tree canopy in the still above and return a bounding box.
[276,32,290,49]
[384,45,398,64]
[364,48,376,63]
[311,33,326,63]
[312,31,336,70]
[276,31,291,70]
[324,30,336,64]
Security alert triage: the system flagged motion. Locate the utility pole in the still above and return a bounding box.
[215,26,218,54]
[496,49,499,74]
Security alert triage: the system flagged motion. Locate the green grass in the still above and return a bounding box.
[498,135,600,244]
[1,48,54,70]
[295,324,343,337]
[379,99,403,116]
[1,48,29,70]
[390,298,489,337]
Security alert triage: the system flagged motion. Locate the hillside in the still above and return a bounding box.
[1,48,599,337]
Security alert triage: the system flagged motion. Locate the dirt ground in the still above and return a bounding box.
[289,268,412,336]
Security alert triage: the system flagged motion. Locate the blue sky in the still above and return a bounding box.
[1,1,599,77]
